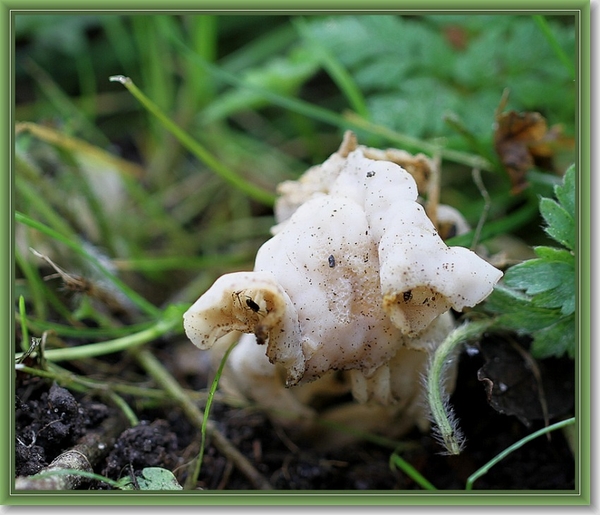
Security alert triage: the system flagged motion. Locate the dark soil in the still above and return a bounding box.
[14,332,575,491]
[15,378,110,477]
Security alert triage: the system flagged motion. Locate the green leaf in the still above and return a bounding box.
[504,259,572,295]
[539,197,574,250]
[486,285,565,334]
[487,274,575,357]
[120,467,183,491]
[530,315,575,359]
[503,254,575,316]
[531,280,575,315]
[495,308,565,335]
[555,164,575,219]
[305,15,576,139]
[485,283,531,311]
[486,165,576,360]
[533,246,574,263]
[200,46,321,124]
[539,164,576,250]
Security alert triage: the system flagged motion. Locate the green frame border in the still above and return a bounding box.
[4,1,591,507]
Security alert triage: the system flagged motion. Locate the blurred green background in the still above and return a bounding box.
[14,13,576,317]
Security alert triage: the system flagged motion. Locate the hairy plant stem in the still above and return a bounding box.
[427,319,493,455]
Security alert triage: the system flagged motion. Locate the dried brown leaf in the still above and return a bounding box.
[493,95,573,194]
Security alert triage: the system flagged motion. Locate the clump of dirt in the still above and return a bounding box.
[102,419,179,481]
[15,377,110,476]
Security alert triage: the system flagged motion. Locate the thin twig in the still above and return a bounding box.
[470,168,491,250]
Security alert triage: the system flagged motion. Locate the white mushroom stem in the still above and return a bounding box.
[226,334,316,420]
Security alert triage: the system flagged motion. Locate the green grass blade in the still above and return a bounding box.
[57,156,119,256]
[15,165,78,241]
[17,304,185,363]
[165,26,494,171]
[131,16,175,113]
[182,15,217,108]
[106,391,139,427]
[389,451,437,490]
[167,29,350,128]
[344,112,495,172]
[112,252,251,273]
[446,198,539,248]
[23,58,109,147]
[220,22,296,74]
[109,75,276,206]
[100,15,137,72]
[18,296,30,352]
[74,41,98,119]
[21,316,154,339]
[466,417,576,490]
[294,17,369,119]
[23,468,123,489]
[189,339,237,487]
[15,247,48,320]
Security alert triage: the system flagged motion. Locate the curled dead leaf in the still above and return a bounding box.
[493,92,573,194]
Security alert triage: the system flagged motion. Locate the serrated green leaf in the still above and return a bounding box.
[487,286,564,333]
[531,279,575,315]
[555,164,575,219]
[539,197,574,250]
[530,315,575,359]
[533,246,574,264]
[502,253,575,316]
[486,284,575,348]
[494,309,565,334]
[504,259,572,295]
[487,163,576,360]
[485,283,532,312]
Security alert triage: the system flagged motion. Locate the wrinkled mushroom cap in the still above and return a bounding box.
[183,271,305,384]
[183,132,502,428]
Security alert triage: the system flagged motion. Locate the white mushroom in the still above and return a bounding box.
[183,132,503,435]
